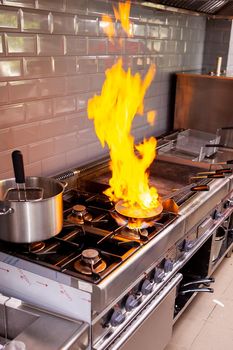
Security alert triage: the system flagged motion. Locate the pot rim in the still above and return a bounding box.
[0,176,64,203]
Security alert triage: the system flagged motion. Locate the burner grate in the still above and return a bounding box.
[0,189,179,283]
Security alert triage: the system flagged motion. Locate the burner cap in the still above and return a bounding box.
[74,249,107,275]
[73,204,87,213]
[67,204,92,225]
[29,241,45,253]
[82,248,99,263]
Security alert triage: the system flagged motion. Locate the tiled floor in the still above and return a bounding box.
[165,254,233,350]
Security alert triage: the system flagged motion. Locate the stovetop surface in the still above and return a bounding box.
[0,189,178,284]
[0,158,212,284]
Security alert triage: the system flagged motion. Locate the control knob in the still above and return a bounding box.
[154,267,165,283]
[164,259,173,273]
[183,240,194,252]
[109,309,126,327]
[178,238,194,253]
[224,199,233,209]
[141,279,153,295]
[125,295,138,312]
[212,209,222,220]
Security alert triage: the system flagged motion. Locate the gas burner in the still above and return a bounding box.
[68,204,93,225]
[111,211,158,230]
[119,227,149,240]
[74,249,107,275]
[29,241,46,253]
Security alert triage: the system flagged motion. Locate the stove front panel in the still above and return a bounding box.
[0,258,91,323]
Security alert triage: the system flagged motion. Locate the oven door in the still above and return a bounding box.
[103,274,182,350]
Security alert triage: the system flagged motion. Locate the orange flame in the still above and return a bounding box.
[147,110,156,126]
[113,1,132,36]
[88,59,159,210]
[101,15,115,40]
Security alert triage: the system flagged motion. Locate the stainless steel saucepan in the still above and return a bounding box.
[0,151,64,243]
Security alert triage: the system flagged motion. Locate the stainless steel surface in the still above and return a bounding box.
[140,0,233,16]
[96,274,182,350]
[211,225,227,262]
[80,158,207,197]
[209,231,233,274]
[208,213,232,275]
[179,287,214,295]
[0,177,63,243]
[0,156,232,314]
[0,140,233,350]
[175,129,220,160]
[182,277,214,287]
[174,74,233,134]
[158,130,233,168]
[0,294,89,350]
[93,201,233,347]
[140,1,204,16]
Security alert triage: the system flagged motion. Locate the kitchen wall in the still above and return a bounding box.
[227,23,233,74]
[0,0,206,179]
[203,18,232,73]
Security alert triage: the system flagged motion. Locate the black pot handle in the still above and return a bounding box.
[220,126,233,130]
[205,144,233,150]
[12,150,25,184]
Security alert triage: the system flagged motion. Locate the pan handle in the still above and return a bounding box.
[0,207,14,215]
[59,180,68,190]
[219,126,233,130]
[191,185,209,191]
[205,144,233,150]
[12,150,25,184]
[216,168,232,174]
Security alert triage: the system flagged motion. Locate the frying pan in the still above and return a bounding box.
[114,182,209,225]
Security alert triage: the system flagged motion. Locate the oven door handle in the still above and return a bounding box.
[99,273,182,350]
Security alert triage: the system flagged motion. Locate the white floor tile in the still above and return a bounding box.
[166,255,233,350]
[190,321,233,350]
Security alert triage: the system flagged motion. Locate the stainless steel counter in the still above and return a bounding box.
[0,294,89,350]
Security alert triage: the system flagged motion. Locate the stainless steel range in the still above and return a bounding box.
[0,132,233,350]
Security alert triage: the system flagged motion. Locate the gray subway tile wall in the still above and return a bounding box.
[6,33,37,55]
[0,0,206,179]
[203,18,232,73]
[22,10,51,32]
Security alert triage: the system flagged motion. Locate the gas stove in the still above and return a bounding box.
[0,149,233,350]
[0,188,177,285]
[0,158,206,287]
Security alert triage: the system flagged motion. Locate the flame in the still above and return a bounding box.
[113,1,132,36]
[101,15,115,40]
[101,1,132,41]
[147,110,156,126]
[88,59,160,210]
[88,0,159,213]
